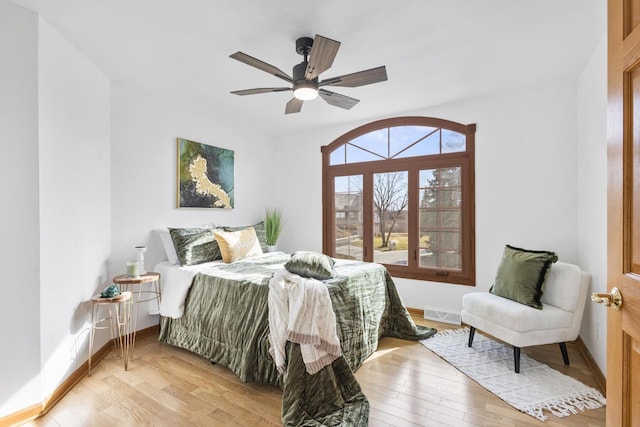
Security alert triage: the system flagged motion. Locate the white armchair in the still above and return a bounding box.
[461,261,590,373]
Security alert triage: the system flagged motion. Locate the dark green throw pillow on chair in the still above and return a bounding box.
[489,244,558,309]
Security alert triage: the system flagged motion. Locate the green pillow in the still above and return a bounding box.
[223,221,267,252]
[489,244,558,309]
[285,251,336,280]
[169,228,222,266]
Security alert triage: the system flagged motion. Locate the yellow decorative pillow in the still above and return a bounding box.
[213,227,263,263]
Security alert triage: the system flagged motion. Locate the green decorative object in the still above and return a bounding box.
[265,208,283,246]
[100,285,121,298]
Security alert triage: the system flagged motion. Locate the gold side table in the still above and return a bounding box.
[112,272,161,358]
[89,291,133,374]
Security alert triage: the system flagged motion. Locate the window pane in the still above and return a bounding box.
[419,169,435,188]
[390,126,437,157]
[419,167,462,270]
[419,249,437,267]
[420,166,462,192]
[349,129,389,159]
[419,248,461,269]
[441,210,461,227]
[439,251,461,269]
[373,171,408,266]
[441,129,466,153]
[346,143,386,164]
[419,188,438,208]
[334,175,363,261]
[420,210,438,228]
[329,145,345,165]
[440,189,461,207]
[439,168,462,186]
[441,231,460,249]
[393,129,440,159]
[422,231,447,249]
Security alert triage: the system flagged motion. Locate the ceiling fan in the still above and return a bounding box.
[230,35,388,114]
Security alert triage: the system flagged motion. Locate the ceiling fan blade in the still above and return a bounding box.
[230,52,293,83]
[319,89,359,110]
[319,66,388,88]
[231,87,291,96]
[285,98,304,114]
[305,35,341,81]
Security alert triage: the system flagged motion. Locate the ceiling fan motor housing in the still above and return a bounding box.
[292,61,318,91]
[293,36,318,92]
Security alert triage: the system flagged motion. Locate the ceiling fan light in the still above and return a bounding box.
[293,85,318,101]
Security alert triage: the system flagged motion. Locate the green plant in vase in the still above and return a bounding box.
[265,208,283,252]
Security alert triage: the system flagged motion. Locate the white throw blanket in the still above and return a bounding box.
[268,268,342,375]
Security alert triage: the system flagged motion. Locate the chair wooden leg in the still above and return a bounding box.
[468,327,476,347]
[514,346,521,373]
[559,342,570,365]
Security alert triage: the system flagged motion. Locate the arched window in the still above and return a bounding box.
[321,117,476,285]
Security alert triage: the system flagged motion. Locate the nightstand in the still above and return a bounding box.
[112,272,161,357]
[89,291,133,373]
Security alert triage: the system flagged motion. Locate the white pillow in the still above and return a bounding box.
[156,228,180,265]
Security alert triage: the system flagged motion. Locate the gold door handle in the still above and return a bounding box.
[591,287,623,310]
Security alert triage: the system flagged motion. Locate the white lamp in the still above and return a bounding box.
[293,83,318,101]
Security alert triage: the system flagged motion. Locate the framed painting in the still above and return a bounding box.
[177,138,234,209]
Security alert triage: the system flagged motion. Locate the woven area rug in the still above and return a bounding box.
[420,328,606,422]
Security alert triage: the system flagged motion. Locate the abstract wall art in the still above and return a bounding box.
[177,138,234,209]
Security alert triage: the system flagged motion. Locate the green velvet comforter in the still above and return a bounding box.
[158,253,435,426]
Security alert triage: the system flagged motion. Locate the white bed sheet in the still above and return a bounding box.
[156,260,225,319]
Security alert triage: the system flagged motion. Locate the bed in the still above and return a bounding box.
[156,251,435,426]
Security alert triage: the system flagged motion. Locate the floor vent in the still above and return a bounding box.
[423,308,462,325]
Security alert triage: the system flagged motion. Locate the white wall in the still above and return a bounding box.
[275,76,580,315]
[0,1,42,417]
[38,18,111,396]
[577,33,607,374]
[110,84,277,328]
[0,3,111,416]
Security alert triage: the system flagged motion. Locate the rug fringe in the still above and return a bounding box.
[522,390,606,422]
[523,406,548,422]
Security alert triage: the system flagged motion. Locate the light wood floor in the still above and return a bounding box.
[24,318,606,427]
